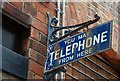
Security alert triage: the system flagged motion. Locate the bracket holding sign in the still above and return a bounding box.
[44,13,101,81]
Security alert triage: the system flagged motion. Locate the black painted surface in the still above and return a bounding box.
[1,13,29,79]
[2,13,30,55]
[2,45,28,79]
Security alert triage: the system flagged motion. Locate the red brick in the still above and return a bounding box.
[72,62,80,79]
[10,2,23,9]
[31,27,39,41]
[42,2,56,14]
[72,19,77,25]
[39,33,47,46]
[29,60,44,77]
[69,3,77,19]
[76,10,82,23]
[24,3,36,17]
[3,2,31,26]
[101,48,120,69]
[31,27,47,46]
[73,2,81,11]
[45,15,49,25]
[36,52,46,66]
[32,19,48,35]
[35,74,43,79]
[85,59,93,78]
[65,6,72,25]
[28,71,35,79]
[65,6,71,19]
[33,2,55,17]
[65,74,72,79]
[29,48,46,67]
[79,3,88,21]
[33,2,49,14]
[96,54,119,77]
[66,65,72,75]
[36,11,45,23]
[30,39,47,56]
[112,29,118,50]
[104,10,113,20]
[29,48,37,61]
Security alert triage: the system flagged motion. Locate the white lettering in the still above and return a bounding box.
[101,31,108,43]
[93,34,100,45]
[59,55,74,64]
[54,50,59,60]
[78,33,87,40]
[72,43,78,53]
[78,40,85,51]
[77,48,93,58]
[66,44,71,56]
[60,48,65,58]
[49,52,54,66]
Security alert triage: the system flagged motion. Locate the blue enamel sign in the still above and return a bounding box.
[45,21,112,72]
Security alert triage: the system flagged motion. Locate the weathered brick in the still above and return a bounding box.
[32,19,48,35]
[31,27,47,46]
[10,2,23,10]
[73,2,81,11]
[101,49,120,71]
[3,2,31,26]
[85,59,93,78]
[65,6,71,20]
[36,52,46,66]
[28,71,35,79]
[72,19,77,25]
[29,48,37,61]
[31,27,39,41]
[69,3,77,19]
[24,3,36,17]
[33,2,55,17]
[39,33,47,46]
[97,54,119,77]
[65,74,72,79]
[66,65,72,75]
[29,48,46,67]
[30,39,47,56]
[76,10,83,23]
[65,6,72,25]
[72,62,80,79]
[35,74,43,79]
[42,2,56,14]
[79,3,88,22]
[45,15,49,25]
[36,11,45,23]
[29,59,44,77]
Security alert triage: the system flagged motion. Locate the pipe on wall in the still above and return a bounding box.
[56,0,61,38]
[61,0,65,36]
[55,0,61,80]
[60,0,66,80]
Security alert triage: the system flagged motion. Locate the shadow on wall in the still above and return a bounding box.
[101,49,120,75]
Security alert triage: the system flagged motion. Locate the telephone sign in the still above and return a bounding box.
[45,21,112,72]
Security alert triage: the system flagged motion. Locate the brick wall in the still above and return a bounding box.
[1,1,56,79]
[64,2,120,80]
[1,0,120,80]
[28,2,57,79]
